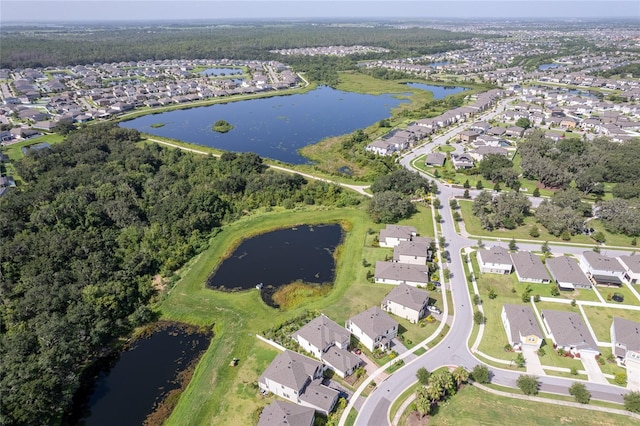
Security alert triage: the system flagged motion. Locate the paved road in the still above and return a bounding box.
[347,99,633,426]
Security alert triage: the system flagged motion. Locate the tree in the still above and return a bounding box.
[452,366,469,388]
[615,372,628,386]
[476,180,483,190]
[474,311,485,325]
[463,189,470,199]
[529,225,540,238]
[368,191,416,223]
[433,198,441,209]
[449,199,459,209]
[428,369,456,400]
[416,367,431,385]
[515,353,526,368]
[508,238,517,251]
[471,365,490,384]
[516,117,531,129]
[463,179,471,189]
[415,387,432,418]
[541,241,550,255]
[516,375,539,395]
[532,187,540,197]
[493,181,501,192]
[624,391,640,413]
[569,382,590,404]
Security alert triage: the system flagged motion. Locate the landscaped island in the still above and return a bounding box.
[212,120,234,133]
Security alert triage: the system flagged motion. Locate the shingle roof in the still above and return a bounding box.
[348,306,398,340]
[510,251,550,281]
[293,315,350,353]
[259,350,322,392]
[299,380,339,414]
[582,251,625,272]
[380,225,417,242]
[542,310,598,351]
[546,256,591,287]
[322,346,362,375]
[619,255,640,274]
[258,400,314,426]
[479,246,513,266]
[613,317,640,352]
[382,283,429,312]
[393,238,432,260]
[375,261,429,283]
[503,304,543,343]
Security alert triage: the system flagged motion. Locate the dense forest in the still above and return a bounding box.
[0,123,361,425]
[0,23,478,69]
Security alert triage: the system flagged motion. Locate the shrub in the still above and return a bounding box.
[471,365,490,384]
[474,311,485,325]
[550,286,560,297]
[615,372,628,386]
[569,382,591,404]
[488,288,497,299]
[516,375,539,395]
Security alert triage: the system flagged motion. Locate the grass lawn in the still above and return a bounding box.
[390,382,420,423]
[597,284,640,305]
[160,206,396,426]
[427,384,636,426]
[581,305,640,342]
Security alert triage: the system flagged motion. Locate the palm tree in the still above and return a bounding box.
[415,387,431,418]
[452,366,469,389]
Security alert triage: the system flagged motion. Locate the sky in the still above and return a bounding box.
[1,0,639,23]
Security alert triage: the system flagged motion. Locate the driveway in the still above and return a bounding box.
[357,351,389,385]
[581,352,609,384]
[522,346,545,375]
[391,338,416,362]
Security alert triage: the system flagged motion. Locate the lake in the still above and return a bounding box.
[120,86,408,164]
[207,224,343,307]
[67,322,211,426]
[404,83,468,99]
[538,63,561,71]
[199,67,243,76]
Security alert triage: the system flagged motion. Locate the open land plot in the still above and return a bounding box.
[581,305,640,343]
[425,384,636,426]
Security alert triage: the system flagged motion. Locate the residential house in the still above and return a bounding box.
[546,256,592,290]
[379,225,417,248]
[450,153,474,170]
[393,237,433,265]
[458,130,479,143]
[501,304,544,350]
[505,125,525,138]
[541,310,599,356]
[258,350,338,415]
[611,317,640,361]
[258,400,315,426]
[510,251,551,284]
[321,346,363,379]
[374,261,430,287]
[346,306,398,352]
[477,246,513,274]
[580,251,626,286]
[381,283,430,324]
[469,146,509,162]
[425,152,446,167]
[619,255,640,285]
[487,126,507,136]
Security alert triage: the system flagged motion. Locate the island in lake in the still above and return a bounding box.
[212,120,234,133]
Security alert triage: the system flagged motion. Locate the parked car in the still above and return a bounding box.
[428,305,442,315]
[430,281,441,287]
[612,293,624,303]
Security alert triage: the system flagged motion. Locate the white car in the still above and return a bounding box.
[428,305,441,315]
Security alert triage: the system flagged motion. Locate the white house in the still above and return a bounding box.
[381,283,430,324]
[510,251,551,284]
[477,246,513,274]
[580,251,626,285]
[258,400,315,426]
[541,310,599,356]
[619,255,640,285]
[379,225,417,248]
[501,304,544,350]
[374,261,430,287]
[611,317,640,361]
[393,237,433,265]
[346,306,398,352]
[546,256,592,290]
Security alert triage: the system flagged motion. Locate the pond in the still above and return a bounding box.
[207,224,343,307]
[538,63,561,71]
[427,61,450,67]
[199,67,243,76]
[120,86,408,164]
[66,322,211,426]
[404,83,468,99]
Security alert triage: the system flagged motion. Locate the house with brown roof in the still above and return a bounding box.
[346,306,398,352]
[501,304,544,350]
[458,130,479,143]
[510,251,551,284]
[381,283,430,324]
[611,317,640,361]
[258,400,314,426]
[541,310,599,356]
[374,261,430,287]
[477,246,513,275]
[425,152,446,167]
[258,350,338,415]
[546,256,592,290]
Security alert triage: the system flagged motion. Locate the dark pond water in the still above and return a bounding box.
[199,67,243,76]
[538,63,561,71]
[120,86,408,164]
[427,61,450,67]
[207,224,343,307]
[404,83,468,99]
[68,322,211,426]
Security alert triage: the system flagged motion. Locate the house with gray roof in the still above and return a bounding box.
[611,317,640,361]
[619,255,640,285]
[541,310,599,356]
[510,251,551,284]
[374,261,429,287]
[258,350,338,415]
[393,237,433,265]
[501,304,544,350]
[346,306,398,352]
[425,152,446,167]
[477,246,513,275]
[258,400,314,426]
[469,146,509,162]
[450,153,474,170]
[292,314,350,359]
[381,283,430,324]
[546,256,592,290]
[580,251,626,285]
[379,224,417,248]
[321,346,362,379]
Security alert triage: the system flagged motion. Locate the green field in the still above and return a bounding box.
[423,384,636,426]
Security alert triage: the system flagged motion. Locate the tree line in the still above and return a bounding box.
[0,123,361,424]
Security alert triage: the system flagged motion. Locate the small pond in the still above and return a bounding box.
[538,63,561,71]
[199,67,243,76]
[427,61,450,67]
[207,224,343,307]
[67,322,211,426]
[404,83,468,99]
